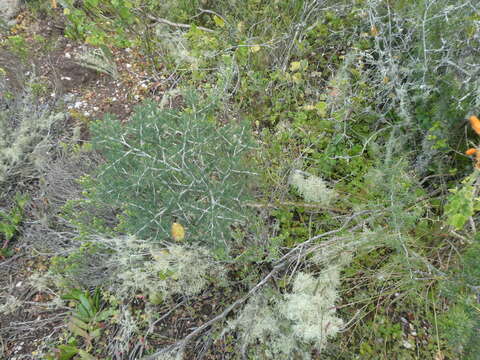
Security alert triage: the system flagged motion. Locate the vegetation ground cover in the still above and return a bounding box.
[1,0,479,359]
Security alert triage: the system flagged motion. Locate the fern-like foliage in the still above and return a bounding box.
[75,46,119,79]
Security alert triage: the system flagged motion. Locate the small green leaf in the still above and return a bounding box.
[92,288,101,311]
[315,101,328,117]
[70,316,90,330]
[96,308,115,321]
[290,61,301,72]
[62,289,84,301]
[76,304,92,322]
[213,15,225,28]
[0,223,16,240]
[85,0,99,7]
[448,213,469,230]
[90,327,102,339]
[68,321,91,340]
[79,294,94,317]
[56,344,79,360]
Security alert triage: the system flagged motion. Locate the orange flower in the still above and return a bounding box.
[469,115,480,135]
[465,148,477,156]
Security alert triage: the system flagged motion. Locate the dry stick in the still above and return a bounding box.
[197,8,227,24]
[146,15,215,33]
[245,200,349,214]
[0,253,22,267]
[143,211,370,359]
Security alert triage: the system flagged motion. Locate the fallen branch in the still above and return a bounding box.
[146,15,215,33]
[142,210,371,359]
[245,200,349,214]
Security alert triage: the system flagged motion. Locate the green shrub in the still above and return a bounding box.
[445,171,480,230]
[0,193,28,257]
[71,94,255,255]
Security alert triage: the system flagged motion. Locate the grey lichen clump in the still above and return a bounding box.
[44,235,226,305]
[0,82,64,187]
[289,169,338,205]
[229,262,345,359]
[113,237,226,303]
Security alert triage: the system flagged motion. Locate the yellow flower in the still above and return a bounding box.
[171,222,185,242]
[465,148,477,156]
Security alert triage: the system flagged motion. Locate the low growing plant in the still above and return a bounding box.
[68,93,255,256]
[0,193,28,257]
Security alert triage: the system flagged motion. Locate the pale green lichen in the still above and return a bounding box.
[80,236,227,302]
[230,262,344,358]
[289,169,338,205]
[0,295,22,315]
[75,47,119,79]
[0,83,64,185]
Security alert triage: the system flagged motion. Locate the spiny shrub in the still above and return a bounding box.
[437,233,480,359]
[358,0,480,174]
[74,93,255,255]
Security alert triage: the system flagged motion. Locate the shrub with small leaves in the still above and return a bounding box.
[445,172,480,230]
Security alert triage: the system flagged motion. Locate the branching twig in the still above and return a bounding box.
[146,15,215,33]
[143,210,372,359]
[245,200,349,214]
